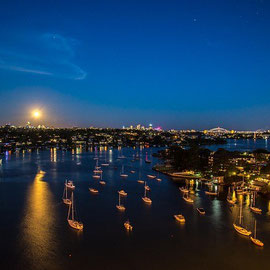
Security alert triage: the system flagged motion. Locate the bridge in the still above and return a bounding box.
[208,127,229,133]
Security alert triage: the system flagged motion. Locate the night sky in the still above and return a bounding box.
[0,0,269,130]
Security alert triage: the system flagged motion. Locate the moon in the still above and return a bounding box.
[33,110,41,118]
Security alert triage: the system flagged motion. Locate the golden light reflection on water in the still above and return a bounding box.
[21,171,59,269]
[50,148,57,162]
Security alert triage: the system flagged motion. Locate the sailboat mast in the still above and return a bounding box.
[71,192,74,221]
[254,220,257,238]
[63,181,66,199]
[67,198,71,220]
[239,200,243,225]
[144,182,146,197]
[119,194,121,206]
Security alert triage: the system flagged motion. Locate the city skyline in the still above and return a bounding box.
[1,0,270,130]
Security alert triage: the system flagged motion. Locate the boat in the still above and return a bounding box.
[116,193,125,211]
[93,169,103,173]
[144,181,150,191]
[156,172,162,182]
[99,172,106,185]
[137,171,144,184]
[130,170,135,174]
[250,191,262,214]
[183,192,194,203]
[145,152,152,163]
[62,181,72,205]
[233,199,251,236]
[135,152,140,160]
[205,184,218,196]
[124,220,133,231]
[147,175,156,179]
[101,155,109,166]
[65,180,75,190]
[118,190,127,196]
[118,149,126,159]
[142,181,152,204]
[89,188,99,194]
[120,165,128,177]
[67,192,83,231]
[197,208,206,215]
[250,220,264,247]
[92,175,101,179]
[205,191,218,196]
[179,187,189,193]
[174,214,185,223]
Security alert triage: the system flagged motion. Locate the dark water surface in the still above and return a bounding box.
[0,147,269,270]
[206,138,270,152]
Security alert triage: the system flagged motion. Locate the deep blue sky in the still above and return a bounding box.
[0,0,269,130]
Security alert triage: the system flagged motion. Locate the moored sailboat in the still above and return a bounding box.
[65,180,75,190]
[99,172,106,185]
[62,180,72,205]
[183,192,194,203]
[67,192,83,231]
[233,199,251,236]
[250,191,262,214]
[120,165,128,177]
[116,193,125,211]
[142,181,152,204]
[250,220,264,247]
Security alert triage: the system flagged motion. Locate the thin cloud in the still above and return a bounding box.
[0,33,87,80]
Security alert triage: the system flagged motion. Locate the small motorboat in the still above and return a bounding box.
[174,214,185,223]
[65,180,75,190]
[93,169,102,173]
[118,190,127,196]
[205,191,218,196]
[89,188,99,194]
[147,175,156,179]
[197,208,206,215]
[142,196,152,204]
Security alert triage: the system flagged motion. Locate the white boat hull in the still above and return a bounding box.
[68,219,83,230]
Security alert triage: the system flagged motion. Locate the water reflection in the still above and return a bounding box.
[50,148,57,162]
[20,170,59,270]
